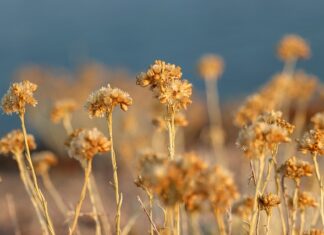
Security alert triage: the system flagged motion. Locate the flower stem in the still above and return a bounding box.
[107,112,122,235]
[87,174,102,235]
[69,159,92,235]
[20,113,55,235]
[312,154,324,227]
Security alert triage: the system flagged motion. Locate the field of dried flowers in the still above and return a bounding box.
[0,34,324,235]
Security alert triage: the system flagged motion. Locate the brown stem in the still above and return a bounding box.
[312,154,324,227]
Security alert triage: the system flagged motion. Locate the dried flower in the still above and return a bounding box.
[85,84,133,118]
[208,165,239,214]
[279,156,313,180]
[32,151,58,175]
[66,128,111,161]
[51,99,77,123]
[288,72,317,103]
[236,111,294,158]
[152,113,189,131]
[1,80,38,115]
[0,130,36,155]
[233,197,254,220]
[311,112,324,130]
[258,193,280,215]
[298,191,318,211]
[297,129,324,155]
[197,54,224,80]
[277,34,310,61]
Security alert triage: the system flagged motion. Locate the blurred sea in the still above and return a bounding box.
[0,0,323,134]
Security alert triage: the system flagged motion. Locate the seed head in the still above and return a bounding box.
[258,193,280,215]
[1,80,38,115]
[279,156,313,180]
[0,130,36,155]
[85,84,132,118]
[297,129,324,156]
[298,191,318,211]
[51,99,77,123]
[32,151,58,175]
[277,34,310,61]
[197,54,224,80]
[66,128,111,161]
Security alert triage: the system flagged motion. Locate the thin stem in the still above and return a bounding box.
[87,174,102,235]
[167,110,176,160]
[107,112,122,235]
[265,214,271,235]
[291,181,300,235]
[175,204,181,235]
[261,158,274,194]
[69,159,92,235]
[282,177,291,234]
[62,115,73,134]
[312,154,324,227]
[215,211,226,235]
[14,153,48,235]
[90,175,112,235]
[20,114,55,235]
[299,210,305,235]
[6,194,21,235]
[249,156,265,235]
[41,171,67,216]
[189,213,201,235]
[137,196,160,235]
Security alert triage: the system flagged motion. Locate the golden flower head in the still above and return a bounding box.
[85,84,133,118]
[66,128,111,161]
[1,80,38,115]
[298,191,318,211]
[311,112,324,130]
[0,130,36,155]
[158,79,192,112]
[258,193,280,215]
[51,99,77,123]
[207,165,240,214]
[233,196,254,220]
[32,151,58,175]
[297,129,324,156]
[197,54,224,80]
[277,34,310,61]
[136,60,182,90]
[279,156,313,180]
[236,111,294,158]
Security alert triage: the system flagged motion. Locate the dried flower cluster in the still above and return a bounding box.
[236,111,294,158]
[258,193,280,215]
[32,151,58,175]
[85,84,133,118]
[66,128,111,161]
[1,80,38,115]
[0,130,36,155]
[197,54,224,80]
[288,72,317,103]
[233,197,254,220]
[136,152,238,213]
[280,156,313,180]
[51,99,77,123]
[277,34,310,61]
[298,129,324,155]
[152,113,188,131]
[298,191,318,211]
[311,112,324,130]
[137,60,192,112]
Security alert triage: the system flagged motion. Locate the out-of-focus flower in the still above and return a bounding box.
[66,128,111,161]
[1,80,38,115]
[32,151,58,175]
[197,54,224,80]
[311,112,324,130]
[297,129,324,156]
[0,130,36,155]
[51,99,78,123]
[258,193,280,215]
[277,34,310,62]
[298,191,318,211]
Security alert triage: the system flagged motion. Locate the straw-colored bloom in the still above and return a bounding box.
[297,129,324,155]
[51,99,77,123]
[311,112,324,130]
[258,193,280,215]
[236,111,294,158]
[85,84,133,118]
[277,34,310,61]
[280,156,313,180]
[233,197,254,220]
[0,130,36,155]
[66,128,111,161]
[298,191,318,211]
[32,151,58,175]
[1,80,38,115]
[197,54,224,80]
